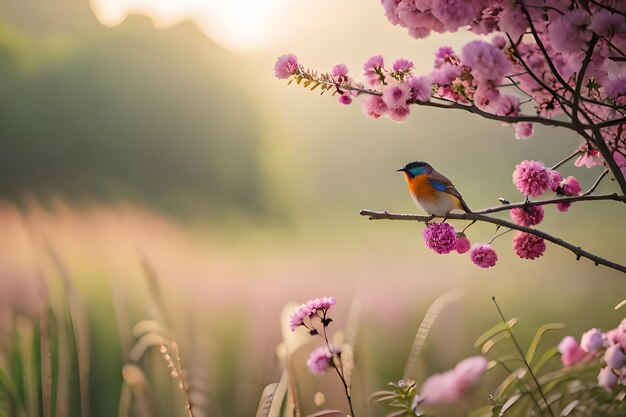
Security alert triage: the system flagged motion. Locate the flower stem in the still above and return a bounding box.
[321,314,356,417]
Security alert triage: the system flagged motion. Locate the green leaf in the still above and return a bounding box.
[499,392,524,416]
[495,367,526,401]
[475,318,519,348]
[531,347,559,374]
[481,332,511,354]
[560,399,579,416]
[525,323,565,364]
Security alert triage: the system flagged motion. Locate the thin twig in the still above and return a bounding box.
[473,193,625,215]
[584,169,610,196]
[550,149,581,170]
[359,210,626,273]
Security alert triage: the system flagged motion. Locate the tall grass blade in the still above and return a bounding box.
[525,323,565,364]
[474,318,519,349]
[255,383,278,417]
[403,288,462,380]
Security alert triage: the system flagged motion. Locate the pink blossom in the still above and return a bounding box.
[514,122,534,140]
[598,367,619,390]
[363,55,385,86]
[499,4,527,41]
[512,160,551,197]
[497,94,521,117]
[393,58,414,73]
[338,94,352,105]
[274,54,299,79]
[581,328,606,353]
[420,356,487,404]
[431,0,480,31]
[388,105,411,122]
[407,76,432,102]
[549,10,592,55]
[382,0,401,25]
[474,85,500,111]
[382,82,411,109]
[289,297,336,331]
[558,336,588,367]
[560,176,581,196]
[590,10,626,39]
[435,46,455,68]
[431,64,460,85]
[306,346,333,375]
[460,40,511,84]
[454,236,471,254]
[510,205,545,227]
[513,232,546,260]
[492,35,507,49]
[604,71,626,98]
[575,149,603,168]
[549,170,563,192]
[361,95,388,119]
[423,223,457,254]
[605,344,626,369]
[607,326,626,350]
[470,244,498,268]
[332,64,349,79]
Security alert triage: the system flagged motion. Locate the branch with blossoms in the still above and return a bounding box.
[275,0,626,273]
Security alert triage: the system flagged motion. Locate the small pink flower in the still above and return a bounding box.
[604,344,626,369]
[492,35,507,49]
[499,3,527,40]
[408,76,432,102]
[393,58,414,73]
[604,71,626,98]
[332,63,349,79]
[274,54,299,79]
[431,64,460,85]
[338,94,352,105]
[514,122,534,140]
[382,82,411,109]
[474,85,500,111]
[598,366,619,390]
[497,94,521,117]
[513,232,546,260]
[575,149,603,168]
[289,297,336,331]
[460,40,511,84]
[581,328,605,353]
[434,46,455,68]
[361,95,388,119]
[512,160,550,197]
[420,356,487,404]
[470,244,498,268]
[388,104,411,122]
[306,346,334,375]
[364,55,385,86]
[423,223,457,254]
[549,170,563,192]
[510,205,544,227]
[559,176,581,196]
[607,326,626,350]
[549,10,591,55]
[454,235,471,254]
[589,10,626,39]
[431,0,480,31]
[558,336,588,367]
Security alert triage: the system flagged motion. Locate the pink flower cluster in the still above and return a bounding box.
[274,54,299,79]
[512,232,546,260]
[510,205,544,227]
[289,297,336,331]
[469,244,498,268]
[419,356,488,404]
[512,160,552,198]
[422,223,499,267]
[558,318,626,390]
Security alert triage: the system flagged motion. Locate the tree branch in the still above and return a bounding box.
[473,192,624,215]
[359,210,626,274]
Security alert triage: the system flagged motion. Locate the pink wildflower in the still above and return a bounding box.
[474,85,500,111]
[607,325,626,350]
[423,223,457,254]
[364,55,385,86]
[274,54,299,79]
[393,58,414,73]
[306,346,333,375]
[408,76,432,102]
[549,170,563,192]
[575,148,603,168]
[514,122,534,139]
[460,40,511,84]
[454,235,471,254]
[581,328,605,353]
[431,0,480,31]
[512,160,550,197]
[605,344,626,369]
[289,297,336,331]
[512,232,546,260]
[558,336,588,367]
[598,366,619,390]
[388,104,411,122]
[510,205,545,227]
[470,244,498,268]
[338,94,352,105]
[361,95,388,119]
[492,35,507,49]
[420,356,487,404]
[435,46,455,68]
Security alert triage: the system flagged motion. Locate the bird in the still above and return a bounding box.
[397,161,471,216]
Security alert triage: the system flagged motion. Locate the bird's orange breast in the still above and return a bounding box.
[407,174,438,201]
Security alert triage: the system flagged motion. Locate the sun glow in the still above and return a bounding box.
[90,0,288,53]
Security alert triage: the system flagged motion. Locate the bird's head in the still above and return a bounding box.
[396,161,433,178]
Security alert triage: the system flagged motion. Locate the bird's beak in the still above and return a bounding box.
[396,168,406,172]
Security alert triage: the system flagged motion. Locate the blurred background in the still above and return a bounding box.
[0,1,624,416]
